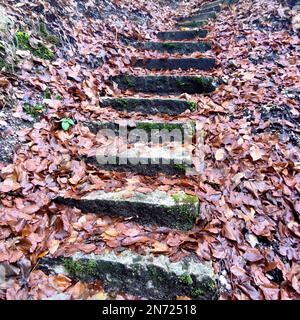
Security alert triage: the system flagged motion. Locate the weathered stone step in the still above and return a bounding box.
[139,41,212,54]
[134,58,216,71]
[39,250,217,300]
[85,119,196,137]
[201,0,236,9]
[197,4,221,14]
[111,75,216,95]
[177,20,208,29]
[200,0,224,10]
[86,142,193,176]
[157,29,208,41]
[176,11,217,23]
[56,190,200,231]
[101,97,197,115]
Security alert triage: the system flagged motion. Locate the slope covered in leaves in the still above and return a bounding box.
[0,0,299,300]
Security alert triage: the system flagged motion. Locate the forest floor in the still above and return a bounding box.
[0,0,299,300]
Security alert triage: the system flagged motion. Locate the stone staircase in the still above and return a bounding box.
[40,0,237,300]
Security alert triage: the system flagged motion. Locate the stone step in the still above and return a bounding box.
[101,97,197,115]
[201,0,237,9]
[197,4,221,14]
[56,190,200,231]
[199,0,237,11]
[134,58,216,71]
[111,75,216,95]
[177,20,208,29]
[138,41,212,54]
[176,11,217,23]
[39,250,217,300]
[157,29,208,41]
[86,142,193,176]
[200,0,224,10]
[84,119,195,137]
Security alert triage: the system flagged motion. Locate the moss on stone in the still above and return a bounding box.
[114,98,130,108]
[167,192,199,231]
[191,278,216,298]
[123,76,134,87]
[64,259,98,278]
[136,122,183,132]
[15,30,54,60]
[147,265,166,284]
[179,273,193,285]
[162,42,180,49]
[174,163,186,173]
[33,43,54,60]
[179,20,208,28]
[193,76,213,88]
[15,31,30,50]
[191,287,204,297]
[187,101,197,112]
[172,192,198,205]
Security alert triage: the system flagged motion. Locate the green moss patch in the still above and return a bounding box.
[114,98,130,108]
[174,163,186,173]
[172,192,198,205]
[33,43,54,59]
[187,101,197,111]
[178,20,208,28]
[136,122,184,132]
[162,42,181,49]
[179,273,193,285]
[15,31,30,50]
[193,76,213,87]
[123,76,134,87]
[191,278,216,298]
[64,259,98,278]
[168,192,200,231]
[15,30,54,60]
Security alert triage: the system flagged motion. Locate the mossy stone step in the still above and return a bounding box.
[84,119,195,137]
[86,142,193,176]
[177,20,208,29]
[176,11,217,23]
[39,250,217,300]
[197,4,221,14]
[134,58,216,71]
[200,0,224,10]
[198,0,237,11]
[139,41,212,54]
[56,190,200,231]
[157,29,208,41]
[101,97,197,115]
[111,75,216,95]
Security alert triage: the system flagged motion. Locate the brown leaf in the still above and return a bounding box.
[249,146,263,161]
[222,221,243,243]
[243,248,264,262]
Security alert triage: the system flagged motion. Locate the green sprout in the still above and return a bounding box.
[60,118,75,131]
